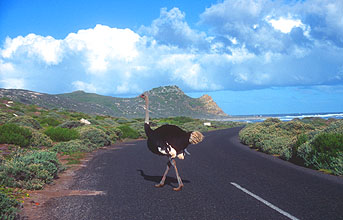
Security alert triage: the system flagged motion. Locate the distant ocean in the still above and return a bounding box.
[227,112,343,123]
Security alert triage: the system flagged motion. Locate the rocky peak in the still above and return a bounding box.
[148,85,184,95]
[198,94,228,116]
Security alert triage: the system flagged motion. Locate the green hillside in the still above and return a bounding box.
[0,85,228,119]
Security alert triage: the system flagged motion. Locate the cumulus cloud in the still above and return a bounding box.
[1,34,63,64]
[139,7,209,50]
[0,78,25,89]
[72,81,97,93]
[65,24,140,73]
[0,3,342,95]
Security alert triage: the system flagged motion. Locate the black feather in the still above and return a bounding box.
[145,123,191,156]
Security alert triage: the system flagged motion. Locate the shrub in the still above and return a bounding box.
[0,189,20,220]
[69,112,89,120]
[263,118,282,126]
[59,120,84,129]
[44,127,79,142]
[46,112,64,120]
[94,126,122,142]
[294,134,309,156]
[0,124,32,147]
[77,126,111,147]
[117,125,140,139]
[95,115,106,120]
[52,139,96,154]
[39,117,61,126]
[323,120,343,134]
[239,120,316,161]
[29,129,53,148]
[8,116,41,129]
[311,133,343,157]
[301,117,328,127]
[0,113,12,125]
[116,118,130,124]
[27,105,38,112]
[0,150,63,189]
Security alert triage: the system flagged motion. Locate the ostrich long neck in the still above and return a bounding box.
[145,95,149,124]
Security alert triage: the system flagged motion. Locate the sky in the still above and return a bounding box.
[0,0,342,115]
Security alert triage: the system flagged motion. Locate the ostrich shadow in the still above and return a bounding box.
[137,169,190,187]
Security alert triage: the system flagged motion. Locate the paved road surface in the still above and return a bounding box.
[43,127,343,220]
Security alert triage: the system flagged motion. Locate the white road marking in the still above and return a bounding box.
[230,182,300,220]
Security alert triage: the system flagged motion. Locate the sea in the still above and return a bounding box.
[227,112,343,123]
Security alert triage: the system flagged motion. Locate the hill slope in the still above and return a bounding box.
[0,86,228,118]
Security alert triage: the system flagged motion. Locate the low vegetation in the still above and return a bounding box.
[239,118,343,175]
[0,186,21,220]
[0,97,242,218]
[44,127,79,142]
[0,124,32,148]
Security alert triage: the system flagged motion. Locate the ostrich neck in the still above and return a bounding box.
[145,96,149,124]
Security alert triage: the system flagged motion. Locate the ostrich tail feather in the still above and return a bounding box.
[189,131,204,144]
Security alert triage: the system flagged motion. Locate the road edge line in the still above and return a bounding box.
[230,182,300,220]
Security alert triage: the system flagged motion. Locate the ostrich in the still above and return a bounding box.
[139,92,204,191]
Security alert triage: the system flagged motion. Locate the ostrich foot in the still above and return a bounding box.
[155,183,165,188]
[173,184,184,191]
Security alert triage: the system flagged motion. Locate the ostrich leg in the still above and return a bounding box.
[155,161,171,188]
[171,159,184,191]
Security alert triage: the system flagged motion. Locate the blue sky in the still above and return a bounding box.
[0,0,342,115]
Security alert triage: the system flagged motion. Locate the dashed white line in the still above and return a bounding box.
[230,182,300,220]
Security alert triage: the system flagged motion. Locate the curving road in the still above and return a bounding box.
[42,127,343,220]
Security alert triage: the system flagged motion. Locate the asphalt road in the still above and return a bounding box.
[43,127,343,220]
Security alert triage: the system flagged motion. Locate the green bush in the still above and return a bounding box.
[116,118,130,124]
[77,126,111,147]
[239,119,316,160]
[301,117,328,128]
[44,127,79,142]
[0,189,20,220]
[311,133,343,158]
[46,112,64,120]
[94,126,122,142]
[29,129,53,148]
[0,124,32,147]
[299,133,343,175]
[117,125,140,139]
[294,134,309,156]
[0,150,63,189]
[322,120,343,134]
[39,117,61,126]
[58,120,84,129]
[8,116,41,130]
[0,113,12,125]
[95,115,106,120]
[69,112,89,120]
[240,118,343,175]
[52,139,97,154]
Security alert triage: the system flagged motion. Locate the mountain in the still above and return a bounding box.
[0,86,228,118]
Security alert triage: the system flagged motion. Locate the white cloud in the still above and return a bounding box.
[267,17,305,34]
[72,81,97,93]
[139,8,208,49]
[1,34,63,64]
[0,60,15,73]
[65,24,140,73]
[0,4,342,95]
[1,78,25,89]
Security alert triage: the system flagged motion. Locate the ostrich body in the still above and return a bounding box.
[140,93,204,191]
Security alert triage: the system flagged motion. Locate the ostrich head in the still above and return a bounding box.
[139,93,147,99]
